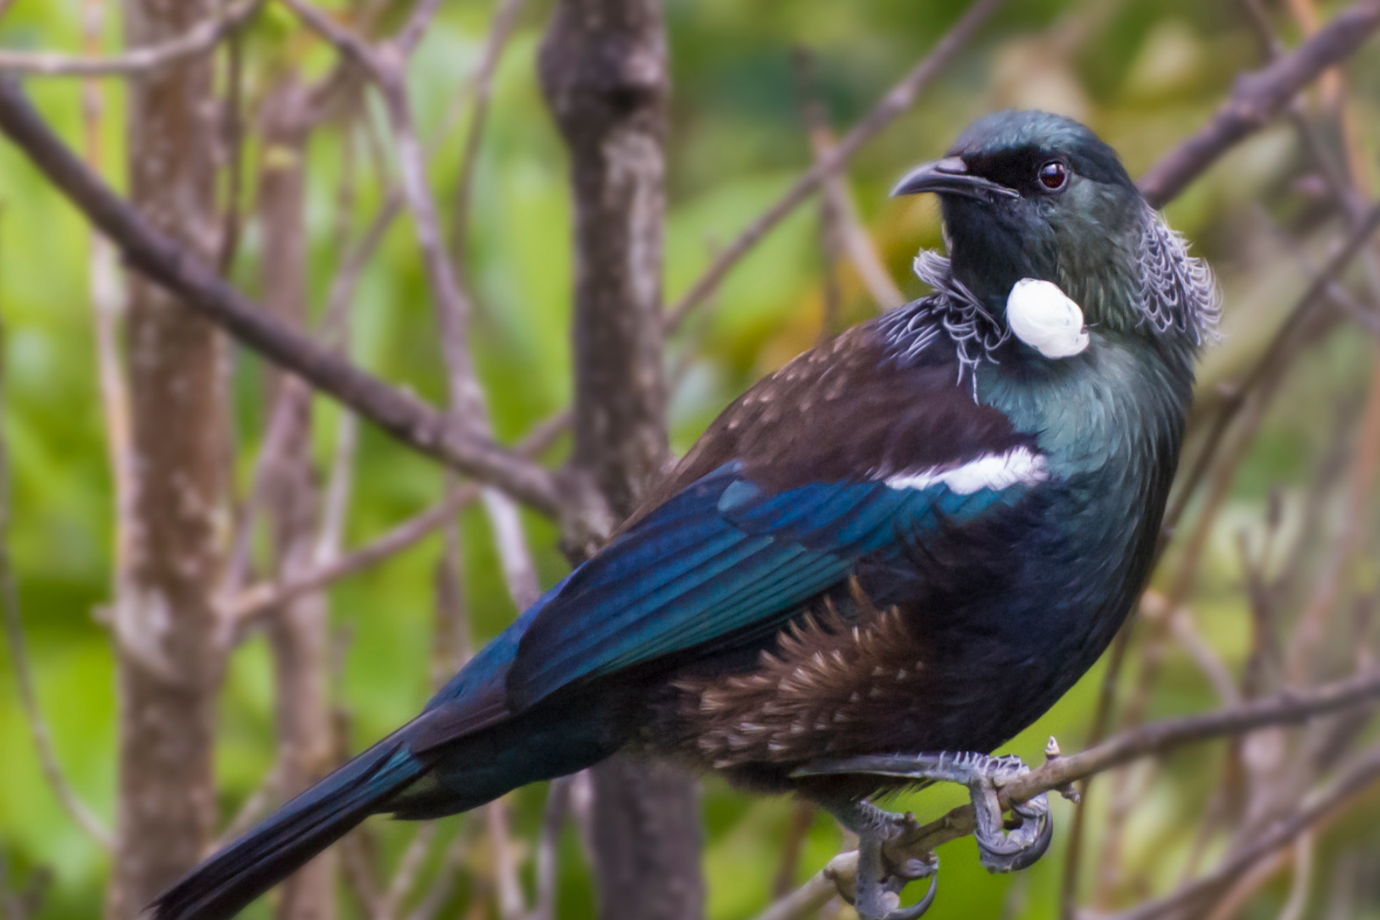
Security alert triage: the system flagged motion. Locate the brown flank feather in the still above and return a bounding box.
[674,580,932,769]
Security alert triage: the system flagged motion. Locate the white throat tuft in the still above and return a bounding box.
[1006,279,1089,359]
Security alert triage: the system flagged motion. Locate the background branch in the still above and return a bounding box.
[0,0,263,77]
[0,76,566,516]
[664,0,1009,330]
[4,2,1380,918]
[1137,0,1380,206]
[0,317,111,849]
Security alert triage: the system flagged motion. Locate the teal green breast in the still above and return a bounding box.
[978,329,1194,650]
[980,331,1192,478]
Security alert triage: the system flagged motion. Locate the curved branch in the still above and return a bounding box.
[1138,0,1380,207]
[0,77,566,517]
[761,670,1380,920]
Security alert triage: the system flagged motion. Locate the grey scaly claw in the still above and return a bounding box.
[822,801,940,920]
[797,751,1055,879]
[928,752,1053,873]
[976,790,1052,873]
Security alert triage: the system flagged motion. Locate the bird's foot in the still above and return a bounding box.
[801,751,1053,875]
[823,800,938,920]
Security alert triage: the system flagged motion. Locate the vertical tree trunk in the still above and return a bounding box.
[539,3,704,919]
[107,1,227,917]
[258,82,336,920]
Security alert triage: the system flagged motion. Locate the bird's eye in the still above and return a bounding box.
[1037,160,1068,191]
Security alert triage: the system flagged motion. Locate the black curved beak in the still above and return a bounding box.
[890,156,1019,200]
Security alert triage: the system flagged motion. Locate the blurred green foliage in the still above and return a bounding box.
[2,1,1379,918]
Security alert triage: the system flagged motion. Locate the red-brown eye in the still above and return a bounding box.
[1038,160,1068,190]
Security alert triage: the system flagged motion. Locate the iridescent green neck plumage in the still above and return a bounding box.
[933,110,1218,358]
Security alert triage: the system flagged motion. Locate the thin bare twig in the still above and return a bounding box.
[224,409,567,630]
[750,856,845,920]
[1062,11,1380,908]
[405,827,474,920]
[316,409,359,565]
[277,0,382,74]
[1163,202,1380,541]
[381,504,470,920]
[0,315,112,849]
[451,0,528,263]
[374,65,491,429]
[215,23,248,274]
[773,801,819,898]
[339,831,385,920]
[223,378,311,595]
[673,0,1380,335]
[1272,832,1314,920]
[1194,847,1296,920]
[397,0,448,57]
[1105,749,1380,920]
[1286,360,1380,681]
[289,0,554,602]
[78,0,134,591]
[910,670,1380,846]
[381,822,438,920]
[1059,615,1134,919]
[664,0,1008,330]
[213,763,282,850]
[1169,605,1242,706]
[487,798,528,920]
[793,47,904,316]
[531,775,571,920]
[796,50,845,340]
[324,0,525,339]
[0,0,264,76]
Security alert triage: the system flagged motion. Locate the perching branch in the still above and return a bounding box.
[764,670,1380,920]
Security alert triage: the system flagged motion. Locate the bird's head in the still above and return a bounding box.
[895,110,1216,345]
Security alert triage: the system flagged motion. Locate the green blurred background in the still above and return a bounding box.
[2,0,1378,918]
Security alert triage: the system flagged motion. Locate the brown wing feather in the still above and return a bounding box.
[621,321,1024,533]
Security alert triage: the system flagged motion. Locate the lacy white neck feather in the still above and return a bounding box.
[879,204,1219,394]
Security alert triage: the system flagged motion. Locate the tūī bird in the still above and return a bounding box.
[152,110,1217,920]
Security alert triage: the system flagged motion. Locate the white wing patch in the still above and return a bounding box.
[884,446,1048,495]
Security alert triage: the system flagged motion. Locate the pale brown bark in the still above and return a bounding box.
[539,2,703,918]
[540,0,670,516]
[107,1,228,916]
[257,81,336,920]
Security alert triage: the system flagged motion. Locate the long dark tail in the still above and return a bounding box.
[150,736,424,920]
